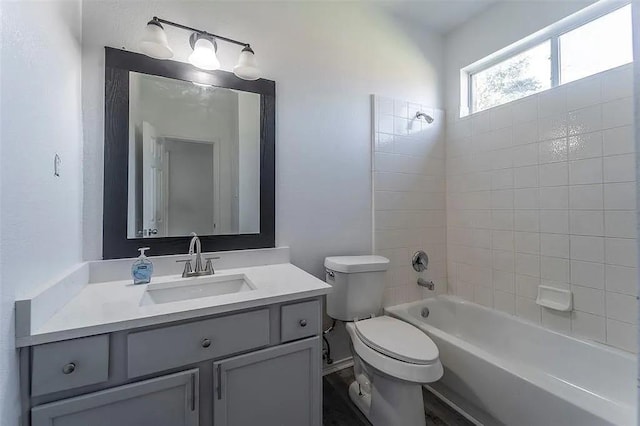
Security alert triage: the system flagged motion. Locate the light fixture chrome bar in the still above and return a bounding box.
[152,16,250,48]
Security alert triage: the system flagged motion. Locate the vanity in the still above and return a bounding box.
[15,46,330,425]
[16,249,330,426]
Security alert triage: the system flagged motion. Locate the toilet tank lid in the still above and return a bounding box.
[324,256,389,273]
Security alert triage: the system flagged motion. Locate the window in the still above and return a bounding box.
[472,42,551,113]
[463,2,632,115]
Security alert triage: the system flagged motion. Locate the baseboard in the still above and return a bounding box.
[423,384,483,426]
[322,356,353,376]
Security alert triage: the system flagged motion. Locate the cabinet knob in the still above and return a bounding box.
[299,319,307,327]
[201,338,212,348]
[62,363,76,374]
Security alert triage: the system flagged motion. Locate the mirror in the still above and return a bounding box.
[103,47,275,259]
[127,72,261,238]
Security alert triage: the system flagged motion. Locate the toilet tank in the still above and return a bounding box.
[324,256,389,321]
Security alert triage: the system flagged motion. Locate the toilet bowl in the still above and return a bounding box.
[324,255,443,426]
[345,316,443,426]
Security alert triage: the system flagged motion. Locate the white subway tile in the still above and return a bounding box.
[516,274,541,299]
[602,65,633,102]
[515,253,540,277]
[568,105,602,136]
[604,182,636,210]
[566,74,602,111]
[606,292,637,324]
[568,132,602,160]
[513,165,539,188]
[494,290,516,314]
[474,286,494,307]
[603,154,635,183]
[602,97,633,129]
[605,264,637,296]
[515,232,540,255]
[570,235,605,262]
[375,133,394,153]
[394,100,408,118]
[569,210,604,236]
[512,120,538,145]
[492,230,514,251]
[491,169,514,190]
[569,158,603,185]
[539,163,569,187]
[514,188,539,209]
[516,296,541,324]
[569,184,603,210]
[512,143,539,167]
[540,210,569,234]
[379,115,394,134]
[539,138,568,163]
[603,125,634,156]
[606,319,637,352]
[491,210,514,230]
[538,87,567,118]
[571,311,605,342]
[541,256,570,283]
[605,237,637,268]
[491,189,514,210]
[512,97,538,124]
[514,210,539,232]
[571,260,605,289]
[492,105,513,130]
[538,115,568,142]
[539,186,569,209]
[493,249,515,272]
[494,270,516,293]
[572,285,605,315]
[542,309,571,333]
[540,233,570,258]
[604,211,637,238]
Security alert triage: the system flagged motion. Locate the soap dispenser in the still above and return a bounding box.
[132,247,153,284]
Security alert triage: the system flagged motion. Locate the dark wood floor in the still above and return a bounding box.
[323,368,473,426]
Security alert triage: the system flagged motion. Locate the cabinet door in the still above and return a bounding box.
[213,337,321,426]
[31,369,199,426]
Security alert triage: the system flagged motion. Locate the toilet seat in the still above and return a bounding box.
[345,319,443,383]
[354,316,438,365]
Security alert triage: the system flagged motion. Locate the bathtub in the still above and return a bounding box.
[385,296,636,426]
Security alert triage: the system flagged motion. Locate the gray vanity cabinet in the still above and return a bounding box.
[23,298,323,426]
[31,369,198,426]
[213,337,321,426]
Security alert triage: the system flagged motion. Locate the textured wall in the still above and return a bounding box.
[0,1,84,424]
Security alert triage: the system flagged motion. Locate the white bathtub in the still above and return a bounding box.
[385,296,636,426]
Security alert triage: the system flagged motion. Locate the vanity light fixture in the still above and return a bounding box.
[139,17,261,80]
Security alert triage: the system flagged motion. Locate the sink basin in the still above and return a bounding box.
[140,274,255,306]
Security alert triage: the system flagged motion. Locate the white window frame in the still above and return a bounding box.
[460,0,632,117]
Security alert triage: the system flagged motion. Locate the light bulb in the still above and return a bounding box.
[233,46,260,80]
[188,37,220,71]
[139,21,173,59]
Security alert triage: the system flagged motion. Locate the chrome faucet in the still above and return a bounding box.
[178,233,219,278]
[417,277,435,291]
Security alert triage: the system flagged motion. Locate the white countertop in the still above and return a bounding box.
[16,262,331,347]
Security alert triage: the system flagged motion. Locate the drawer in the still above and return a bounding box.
[280,300,321,343]
[127,309,270,378]
[31,334,109,396]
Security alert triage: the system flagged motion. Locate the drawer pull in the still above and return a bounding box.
[201,338,212,348]
[299,319,307,327]
[62,363,76,375]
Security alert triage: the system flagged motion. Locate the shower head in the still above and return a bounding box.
[415,111,434,124]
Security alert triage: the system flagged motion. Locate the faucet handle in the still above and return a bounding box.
[204,257,220,275]
[177,259,193,277]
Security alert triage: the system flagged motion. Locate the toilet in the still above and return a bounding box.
[325,255,443,426]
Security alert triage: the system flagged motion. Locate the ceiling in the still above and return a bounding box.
[377,0,498,35]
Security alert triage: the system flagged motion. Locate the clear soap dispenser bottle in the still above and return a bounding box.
[132,247,153,284]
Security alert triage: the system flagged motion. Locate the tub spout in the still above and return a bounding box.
[417,277,434,291]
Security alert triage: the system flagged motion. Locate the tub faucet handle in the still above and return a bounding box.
[412,251,429,272]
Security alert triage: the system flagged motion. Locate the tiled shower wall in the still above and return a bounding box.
[446,64,637,352]
[373,96,447,307]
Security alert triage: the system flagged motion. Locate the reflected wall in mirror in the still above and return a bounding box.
[127,72,260,239]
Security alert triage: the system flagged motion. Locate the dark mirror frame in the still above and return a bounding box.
[103,47,275,259]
